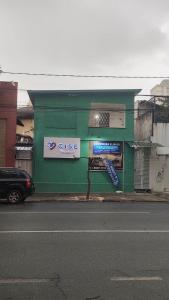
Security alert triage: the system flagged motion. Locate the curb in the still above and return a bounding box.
[25,193,169,203]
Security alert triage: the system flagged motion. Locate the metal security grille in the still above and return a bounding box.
[134,148,150,190]
[15,160,32,175]
[0,119,6,166]
[99,112,110,127]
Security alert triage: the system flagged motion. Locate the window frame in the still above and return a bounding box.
[88,103,126,128]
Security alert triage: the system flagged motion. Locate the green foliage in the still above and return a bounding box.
[154,97,169,123]
[139,98,169,123]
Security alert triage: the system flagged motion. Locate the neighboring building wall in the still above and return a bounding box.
[135,112,152,141]
[16,119,34,137]
[135,86,169,192]
[15,160,32,175]
[151,80,169,96]
[15,134,33,175]
[0,81,17,167]
[16,106,34,137]
[29,90,138,193]
[135,122,169,192]
[149,148,169,192]
[16,106,34,175]
[150,123,169,192]
[150,82,169,191]
[134,148,150,190]
[134,100,153,190]
[151,123,169,146]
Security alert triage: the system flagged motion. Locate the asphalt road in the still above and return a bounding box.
[1,201,169,300]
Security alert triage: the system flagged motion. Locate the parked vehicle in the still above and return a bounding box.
[0,168,35,204]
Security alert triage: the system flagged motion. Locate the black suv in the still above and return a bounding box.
[0,168,35,204]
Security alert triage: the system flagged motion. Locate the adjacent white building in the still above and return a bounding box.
[135,80,169,192]
[151,80,169,96]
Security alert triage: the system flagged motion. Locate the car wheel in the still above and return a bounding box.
[7,190,23,204]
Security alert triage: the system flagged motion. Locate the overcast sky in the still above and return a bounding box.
[0,0,169,104]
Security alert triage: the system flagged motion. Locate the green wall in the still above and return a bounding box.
[30,90,138,193]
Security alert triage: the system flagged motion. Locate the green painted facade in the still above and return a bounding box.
[29,89,140,193]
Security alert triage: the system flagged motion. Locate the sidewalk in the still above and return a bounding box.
[26,192,169,202]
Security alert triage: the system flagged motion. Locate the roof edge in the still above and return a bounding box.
[28,89,142,97]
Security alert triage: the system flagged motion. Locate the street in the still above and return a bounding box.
[1,201,169,300]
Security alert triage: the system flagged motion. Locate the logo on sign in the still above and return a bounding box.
[58,143,78,153]
[48,141,56,150]
[47,141,78,153]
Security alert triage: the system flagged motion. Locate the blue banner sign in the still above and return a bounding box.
[93,142,121,155]
[103,159,119,187]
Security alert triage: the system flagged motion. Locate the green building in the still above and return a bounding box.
[29,89,141,193]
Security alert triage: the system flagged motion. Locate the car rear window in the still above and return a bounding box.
[0,169,18,178]
[0,168,28,179]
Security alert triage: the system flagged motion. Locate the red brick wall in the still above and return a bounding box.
[0,81,18,167]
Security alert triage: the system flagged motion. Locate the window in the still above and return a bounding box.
[97,112,110,127]
[89,103,125,128]
[0,169,19,179]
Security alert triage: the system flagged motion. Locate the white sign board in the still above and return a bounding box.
[44,137,80,158]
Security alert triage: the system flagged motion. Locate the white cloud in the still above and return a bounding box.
[0,0,169,103]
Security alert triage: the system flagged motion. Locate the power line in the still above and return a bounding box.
[1,69,169,79]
